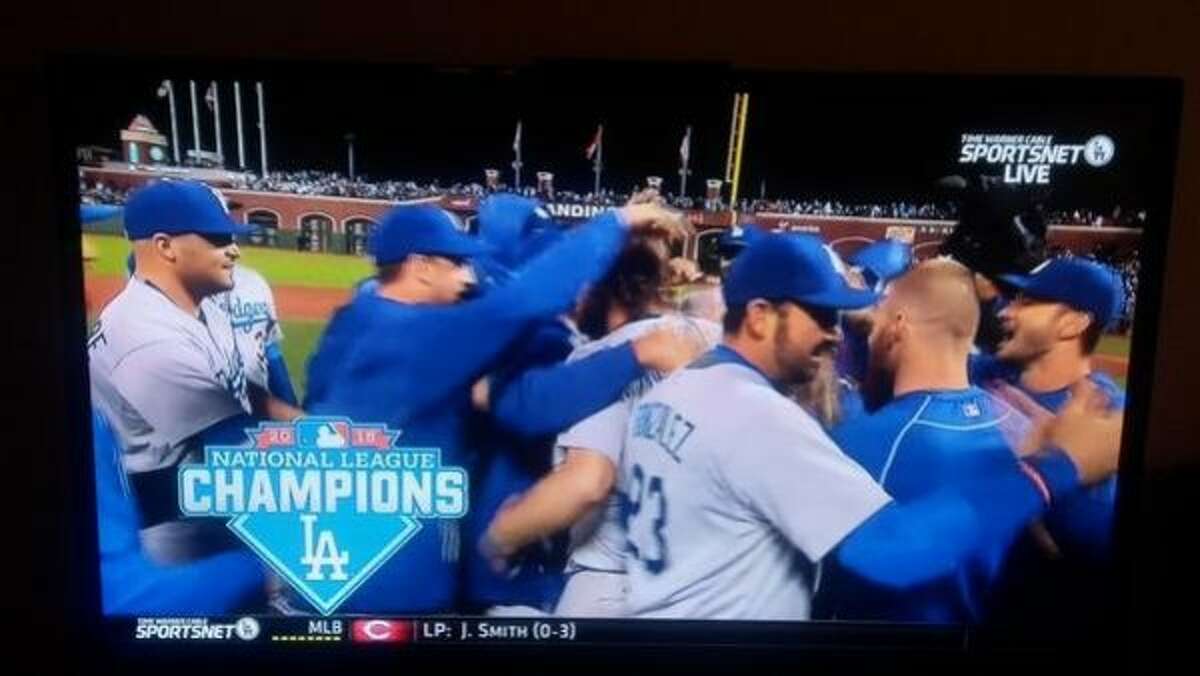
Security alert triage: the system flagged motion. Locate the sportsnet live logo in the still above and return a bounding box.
[959,133,1115,184]
[176,417,468,615]
[135,617,261,641]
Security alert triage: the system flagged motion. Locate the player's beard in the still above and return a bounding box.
[861,330,896,413]
[773,319,833,387]
[861,359,895,413]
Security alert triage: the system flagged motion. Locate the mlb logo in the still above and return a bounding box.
[962,401,982,418]
[296,420,350,449]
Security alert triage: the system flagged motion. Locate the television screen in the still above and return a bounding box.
[56,60,1180,664]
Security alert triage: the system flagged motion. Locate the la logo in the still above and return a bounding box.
[300,514,350,581]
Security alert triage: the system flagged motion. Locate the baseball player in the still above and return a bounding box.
[89,180,302,565]
[303,201,690,613]
[479,236,718,617]
[462,195,702,615]
[82,205,266,614]
[124,252,298,407]
[822,259,1043,622]
[618,233,1121,620]
[970,257,1126,632]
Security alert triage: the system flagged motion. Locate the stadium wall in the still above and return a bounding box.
[79,166,1142,258]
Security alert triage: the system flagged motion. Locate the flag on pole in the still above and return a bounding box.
[205,82,217,111]
[157,80,171,98]
[512,121,522,153]
[585,125,603,160]
[680,126,691,162]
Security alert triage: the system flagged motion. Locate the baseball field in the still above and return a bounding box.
[82,233,1132,401]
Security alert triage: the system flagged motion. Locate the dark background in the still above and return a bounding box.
[72,70,1160,211]
[6,1,1199,674]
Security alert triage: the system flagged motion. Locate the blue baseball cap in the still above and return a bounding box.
[849,238,913,289]
[718,223,766,257]
[369,205,491,266]
[123,180,252,240]
[477,194,558,268]
[723,233,880,309]
[1000,258,1126,330]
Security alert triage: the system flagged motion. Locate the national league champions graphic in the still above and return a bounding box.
[177,417,468,614]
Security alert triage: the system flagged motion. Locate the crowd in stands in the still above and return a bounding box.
[79,179,129,205]
[232,170,487,201]
[1044,208,1149,228]
[76,171,1146,235]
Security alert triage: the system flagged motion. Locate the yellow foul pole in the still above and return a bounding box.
[729,93,749,206]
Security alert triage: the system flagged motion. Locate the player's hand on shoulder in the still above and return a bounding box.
[632,325,707,373]
[1041,380,1122,485]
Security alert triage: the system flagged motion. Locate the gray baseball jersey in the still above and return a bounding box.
[207,265,284,391]
[88,277,250,563]
[554,314,722,574]
[620,350,892,619]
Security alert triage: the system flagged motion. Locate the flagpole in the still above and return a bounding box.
[679,125,691,197]
[512,121,523,191]
[166,81,180,164]
[189,80,201,162]
[256,82,268,176]
[234,82,246,169]
[593,125,603,196]
[211,82,224,165]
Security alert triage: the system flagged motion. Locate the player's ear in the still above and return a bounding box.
[744,299,776,340]
[1057,308,1091,341]
[151,233,178,263]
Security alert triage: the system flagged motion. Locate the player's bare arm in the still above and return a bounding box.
[481,448,616,569]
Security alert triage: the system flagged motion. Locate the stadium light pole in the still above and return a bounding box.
[345,133,356,181]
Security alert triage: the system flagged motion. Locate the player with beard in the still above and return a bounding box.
[822,259,1054,622]
[969,257,1126,637]
[617,235,1121,620]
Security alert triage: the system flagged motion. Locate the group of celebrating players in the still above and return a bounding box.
[84,174,1127,626]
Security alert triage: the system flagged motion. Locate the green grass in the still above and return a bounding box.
[1097,334,1132,359]
[84,233,372,289]
[279,319,328,403]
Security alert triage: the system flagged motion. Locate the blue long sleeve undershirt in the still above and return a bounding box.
[836,449,1080,588]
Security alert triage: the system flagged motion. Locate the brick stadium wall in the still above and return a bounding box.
[80,167,1141,258]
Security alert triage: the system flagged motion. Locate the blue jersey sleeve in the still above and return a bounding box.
[1043,477,1116,560]
[323,211,629,418]
[102,550,267,615]
[836,450,1080,588]
[93,412,266,615]
[265,341,299,407]
[490,343,642,438]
